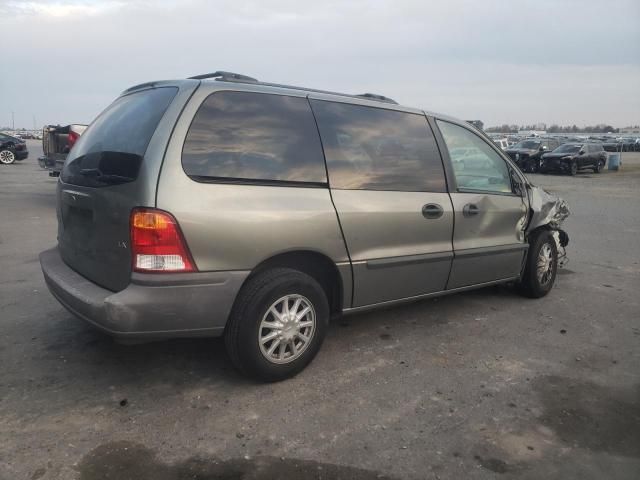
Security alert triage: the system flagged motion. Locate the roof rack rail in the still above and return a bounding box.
[355,93,398,105]
[189,71,258,83]
[188,71,398,105]
[121,81,160,94]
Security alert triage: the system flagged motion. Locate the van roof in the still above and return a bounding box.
[121,71,460,124]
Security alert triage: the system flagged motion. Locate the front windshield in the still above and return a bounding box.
[554,144,581,154]
[514,140,540,149]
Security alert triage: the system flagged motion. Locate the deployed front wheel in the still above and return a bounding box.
[224,268,329,382]
[518,230,558,298]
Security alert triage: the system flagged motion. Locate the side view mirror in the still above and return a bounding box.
[579,150,585,155]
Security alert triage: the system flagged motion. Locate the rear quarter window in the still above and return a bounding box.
[182,91,327,185]
[61,87,178,187]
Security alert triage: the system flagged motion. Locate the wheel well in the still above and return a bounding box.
[526,224,552,243]
[527,225,568,247]
[527,224,550,236]
[249,251,344,315]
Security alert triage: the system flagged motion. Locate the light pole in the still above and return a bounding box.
[11,111,15,130]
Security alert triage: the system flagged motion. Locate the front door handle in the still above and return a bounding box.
[422,203,444,219]
[463,203,479,217]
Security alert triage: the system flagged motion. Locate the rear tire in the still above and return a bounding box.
[0,150,15,165]
[518,230,558,298]
[224,268,329,382]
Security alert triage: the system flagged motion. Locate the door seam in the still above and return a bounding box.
[306,96,355,309]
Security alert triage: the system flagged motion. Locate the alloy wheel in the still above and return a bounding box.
[0,150,15,164]
[536,243,555,286]
[570,162,577,175]
[258,294,316,364]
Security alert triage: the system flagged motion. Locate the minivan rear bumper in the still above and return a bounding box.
[40,247,249,342]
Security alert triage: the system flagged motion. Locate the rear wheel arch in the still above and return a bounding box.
[242,250,345,316]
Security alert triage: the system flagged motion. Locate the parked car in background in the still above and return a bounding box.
[448,146,493,170]
[0,132,29,165]
[505,138,562,173]
[40,71,570,381]
[38,124,87,176]
[602,138,622,152]
[493,138,509,150]
[540,142,607,175]
[621,137,640,152]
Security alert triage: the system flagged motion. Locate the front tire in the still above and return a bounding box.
[594,159,604,173]
[569,161,578,176]
[0,149,16,165]
[224,268,329,382]
[518,230,558,298]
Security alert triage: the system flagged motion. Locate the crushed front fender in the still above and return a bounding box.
[526,185,570,232]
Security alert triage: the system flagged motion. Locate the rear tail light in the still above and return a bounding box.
[130,208,196,273]
[14,143,25,150]
[68,130,80,150]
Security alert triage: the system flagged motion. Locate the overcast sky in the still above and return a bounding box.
[1,0,638,129]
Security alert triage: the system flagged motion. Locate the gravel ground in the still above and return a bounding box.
[1,140,639,480]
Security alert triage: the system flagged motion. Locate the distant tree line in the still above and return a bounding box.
[485,124,621,134]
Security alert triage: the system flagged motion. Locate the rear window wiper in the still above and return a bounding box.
[79,168,134,184]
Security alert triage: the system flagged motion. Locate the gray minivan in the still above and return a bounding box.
[40,71,569,381]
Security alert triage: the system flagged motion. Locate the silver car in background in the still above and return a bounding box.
[40,71,569,381]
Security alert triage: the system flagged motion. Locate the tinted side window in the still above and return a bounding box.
[182,92,326,184]
[310,100,446,192]
[437,120,513,194]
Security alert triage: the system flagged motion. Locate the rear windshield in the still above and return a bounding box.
[553,144,581,153]
[61,87,177,187]
[514,140,540,149]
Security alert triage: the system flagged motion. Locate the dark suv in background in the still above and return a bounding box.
[540,143,607,175]
[505,138,562,173]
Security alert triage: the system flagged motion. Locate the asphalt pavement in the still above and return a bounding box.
[1,140,639,479]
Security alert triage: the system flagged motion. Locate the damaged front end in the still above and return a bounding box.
[526,185,570,264]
